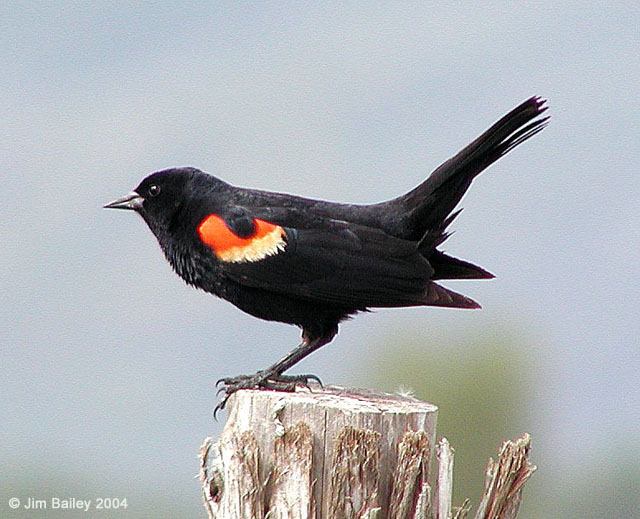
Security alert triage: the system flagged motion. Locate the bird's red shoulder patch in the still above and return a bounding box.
[197,214,287,263]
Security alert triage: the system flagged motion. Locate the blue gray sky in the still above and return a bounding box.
[2,2,638,518]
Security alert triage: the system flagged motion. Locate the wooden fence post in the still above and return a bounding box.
[199,385,535,519]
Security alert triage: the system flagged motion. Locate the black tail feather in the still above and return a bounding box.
[418,208,462,250]
[429,250,495,280]
[423,281,481,309]
[385,96,548,240]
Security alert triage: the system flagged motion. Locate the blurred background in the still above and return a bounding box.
[2,2,638,518]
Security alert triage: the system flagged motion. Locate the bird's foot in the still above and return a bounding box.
[214,371,322,417]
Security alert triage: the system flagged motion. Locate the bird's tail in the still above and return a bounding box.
[386,96,549,242]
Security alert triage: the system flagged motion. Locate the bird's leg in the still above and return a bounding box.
[261,330,334,382]
[215,327,337,414]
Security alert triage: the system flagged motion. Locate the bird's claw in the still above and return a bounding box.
[213,371,323,418]
[273,373,323,389]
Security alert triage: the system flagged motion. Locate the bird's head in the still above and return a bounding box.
[104,167,223,236]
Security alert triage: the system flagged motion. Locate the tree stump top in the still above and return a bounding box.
[203,385,438,519]
[226,384,439,417]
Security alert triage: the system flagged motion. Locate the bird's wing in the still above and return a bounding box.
[196,207,437,308]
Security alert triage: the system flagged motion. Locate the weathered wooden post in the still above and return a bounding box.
[199,385,535,519]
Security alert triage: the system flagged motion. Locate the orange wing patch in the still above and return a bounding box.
[197,214,287,263]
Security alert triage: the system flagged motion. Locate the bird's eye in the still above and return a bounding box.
[148,184,161,197]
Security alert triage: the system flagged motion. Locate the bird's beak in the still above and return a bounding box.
[103,191,144,211]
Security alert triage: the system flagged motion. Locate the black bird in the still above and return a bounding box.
[105,96,548,409]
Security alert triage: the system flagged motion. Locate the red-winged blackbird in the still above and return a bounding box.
[105,97,548,410]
